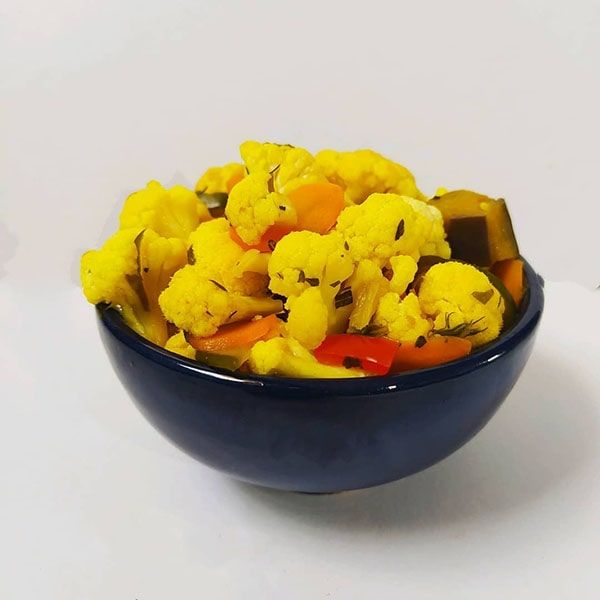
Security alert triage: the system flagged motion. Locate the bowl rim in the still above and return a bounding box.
[97,258,544,396]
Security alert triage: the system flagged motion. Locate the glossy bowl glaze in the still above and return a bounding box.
[97,260,544,493]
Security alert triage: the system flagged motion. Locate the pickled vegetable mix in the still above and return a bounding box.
[81,141,526,378]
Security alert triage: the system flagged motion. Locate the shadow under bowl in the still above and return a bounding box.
[97,260,544,493]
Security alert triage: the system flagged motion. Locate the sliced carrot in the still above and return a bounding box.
[491,258,524,306]
[229,224,294,253]
[288,182,345,233]
[225,172,245,193]
[391,335,472,373]
[187,314,279,353]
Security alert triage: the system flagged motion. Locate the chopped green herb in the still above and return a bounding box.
[297,270,306,283]
[329,280,341,288]
[395,219,405,240]
[187,246,196,265]
[209,279,227,292]
[433,313,488,338]
[305,277,320,287]
[334,287,353,309]
[344,241,350,251]
[342,356,362,369]
[415,335,427,348]
[350,323,387,337]
[472,289,494,304]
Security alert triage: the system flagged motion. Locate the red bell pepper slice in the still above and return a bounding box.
[229,224,293,253]
[314,334,398,376]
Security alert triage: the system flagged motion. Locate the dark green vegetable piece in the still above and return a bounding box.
[196,190,229,218]
[447,216,491,266]
[125,229,149,310]
[431,190,519,267]
[485,270,519,330]
[195,350,245,371]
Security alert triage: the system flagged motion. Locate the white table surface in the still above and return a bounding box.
[2,1,599,598]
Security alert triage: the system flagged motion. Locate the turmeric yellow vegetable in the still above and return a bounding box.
[188,218,268,295]
[81,227,186,345]
[195,163,245,195]
[225,172,297,245]
[335,193,450,266]
[315,148,424,204]
[158,265,282,337]
[418,262,504,347]
[120,181,209,240]
[240,140,326,194]
[164,331,196,359]
[374,292,432,343]
[81,140,524,378]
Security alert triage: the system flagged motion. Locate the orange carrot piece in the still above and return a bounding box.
[391,336,472,373]
[229,224,293,253]
[225,172,245,193]
[187,314,279,353]
[491,258,524,305]
[288,182,345,233]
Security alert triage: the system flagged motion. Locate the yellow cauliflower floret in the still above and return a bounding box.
[225,172,296,245]
[418,262,505,347]
[138,229,188,303]
[389,255,418,295]
[402,196,450,258]
[164,331,196,359]
[268,230,353,298]
[158,265,282,337]
[188,218,268,295]
[273,147,326,194]
[240,140,292,173]
[268,231,355,342]
[120,181,210,240]
[348,259,389,331]
[315,149,424,204]
[240,140,326,194]
[249,337,365,378]
[195,163,245,194]
[285,287,329,349]
[81,228,140,307]
[374,292,432,343]
[335,193,450,266]
[81,228,187,345]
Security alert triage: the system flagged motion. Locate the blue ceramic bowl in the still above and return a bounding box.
[97,260,544,493]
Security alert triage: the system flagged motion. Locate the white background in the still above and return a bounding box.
[1,1,599,598]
